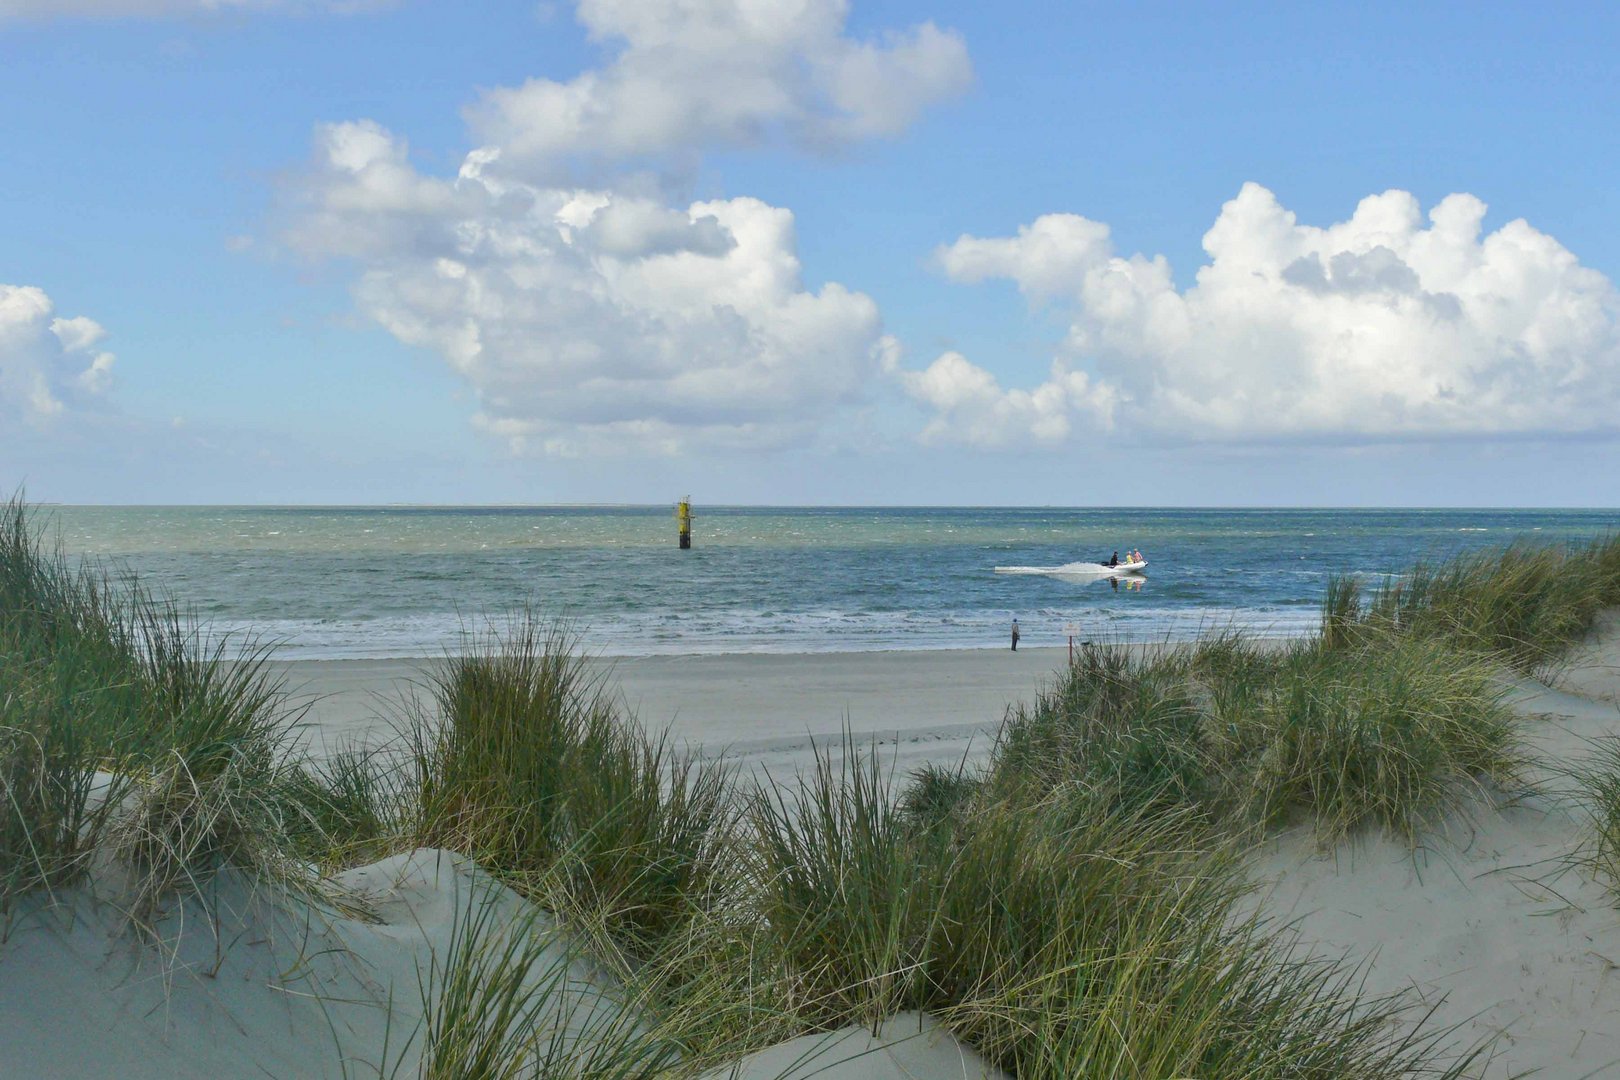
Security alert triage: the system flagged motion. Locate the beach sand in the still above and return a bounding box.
[271,645,1072,782]
[11,633,1620,1077]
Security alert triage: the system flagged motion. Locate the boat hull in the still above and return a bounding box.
[994,559,1148,576]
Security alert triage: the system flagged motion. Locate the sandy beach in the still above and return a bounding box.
[272,645,1073,782]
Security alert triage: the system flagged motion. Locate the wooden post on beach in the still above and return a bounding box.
[676,497,692,549]
[1065,622,1079,664]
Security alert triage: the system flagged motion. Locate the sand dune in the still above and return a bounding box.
[697,1013,1010,1080]
[1,648,1055,1079]
[0,849,649,1079]
[9,629,1620,1077]
[1249,629,1620,1077]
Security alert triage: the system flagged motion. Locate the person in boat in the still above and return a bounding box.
[1109,551,1119,567]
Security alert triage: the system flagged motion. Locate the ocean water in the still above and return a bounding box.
[38,506,1619,660]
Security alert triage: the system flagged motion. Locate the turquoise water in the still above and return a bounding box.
[40,506,1620,659]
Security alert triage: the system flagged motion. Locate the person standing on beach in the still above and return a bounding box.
[1011,618,1020,651]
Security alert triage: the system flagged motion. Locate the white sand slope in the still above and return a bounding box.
[0,849,654,1079]
[697,1012,1011,1080]
[1553,610,1620,706]
[1248,628,1620,1078]
[1,848,1005,1079]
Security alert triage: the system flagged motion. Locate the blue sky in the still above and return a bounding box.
[3,0,1618,506]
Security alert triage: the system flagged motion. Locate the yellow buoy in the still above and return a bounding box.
[676,497,692,549]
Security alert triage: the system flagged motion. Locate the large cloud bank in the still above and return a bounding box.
[0,284,115,425]
[289,0,967,456]
[904,183,1620,447]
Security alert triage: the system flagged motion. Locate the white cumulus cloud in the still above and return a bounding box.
[284,2,971,456]
[288,122,886,455]
[0,284,116,425]
[465,0,971,171]
[906,183,1620,445]
[891,350,1116,449]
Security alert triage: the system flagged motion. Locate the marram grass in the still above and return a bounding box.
[1326,534,1620,673]
[406,615,736,959]
[625,742,1489,1077]
[1568,734,1620,907]
[0,495,351,924]
[404,877,679,1080]
[991,628,1522,845]
[1232,635,1520,843]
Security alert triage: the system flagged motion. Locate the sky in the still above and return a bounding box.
[2,0,1618,507]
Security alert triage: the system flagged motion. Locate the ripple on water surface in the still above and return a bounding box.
[45,506,1619,659]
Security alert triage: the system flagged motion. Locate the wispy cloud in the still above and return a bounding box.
[466,0,972,174]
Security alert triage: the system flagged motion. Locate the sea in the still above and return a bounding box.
[37,506,1620,661]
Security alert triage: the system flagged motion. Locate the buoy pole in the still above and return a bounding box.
[676,497,692,549]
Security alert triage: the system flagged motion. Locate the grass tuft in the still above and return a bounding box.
[408,614,735,959]
[1350,537,1620,673]
[1568,735,1620,905]
[1232,635,1520,843]
[747,735,940,1026]
[408,878,677,1080]
[0,495,338,923]
[990,629,1521,844]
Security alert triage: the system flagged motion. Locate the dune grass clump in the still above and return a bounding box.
[1325,535,1620,673]
[747,739,943,1026]
[1,497,145,907]
[409,617,735,959]
[987,628,1520,844]
[0,496,339,922]
[0,662,120,909]
[895,759,980,836]
[1568,735,1620,905]
[405,881,678,1080]
[1231,636,1520,843]
[994,640,1214,815]
[101,622,328,922]
[280,744,412,872]
[924,783,1479,1078]
[1320,573,1364,651]
[706,739,1483,1078]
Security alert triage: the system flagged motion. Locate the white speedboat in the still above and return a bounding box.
[994,559,1147,576]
